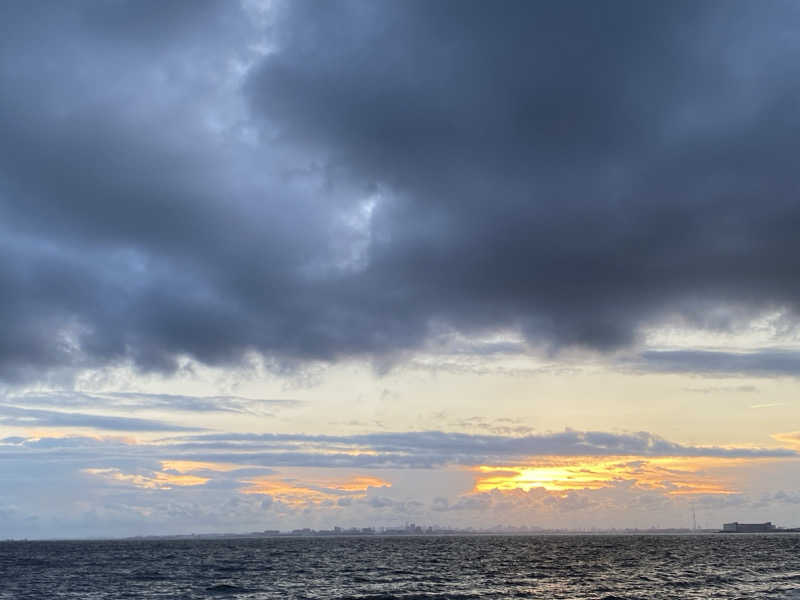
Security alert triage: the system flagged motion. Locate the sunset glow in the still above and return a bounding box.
[240,475,391,506]
[160,460,247,473]
[473,457,754,495]
[83,468,210,490]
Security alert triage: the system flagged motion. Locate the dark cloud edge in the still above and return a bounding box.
[625,349,800,377]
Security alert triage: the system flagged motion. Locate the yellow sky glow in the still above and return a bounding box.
[473,456,754,495]
[83,468,209,489]
[771,432,800,448]
[240,474,390,506]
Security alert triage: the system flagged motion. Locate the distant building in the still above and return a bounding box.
[722,522,775,533]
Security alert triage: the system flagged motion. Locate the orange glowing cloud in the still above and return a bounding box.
[473,456,749,495]
[240,474,390,506]
[772,431,800,448]
[160,460,245,473]
[83,467,209,489]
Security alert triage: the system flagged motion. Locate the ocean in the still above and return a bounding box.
[2,534,799,599]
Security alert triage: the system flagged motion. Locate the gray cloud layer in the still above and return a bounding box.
[2,1,800,382]
[635,350,800,377]
[169,430,796,467]
[1,428,794,470]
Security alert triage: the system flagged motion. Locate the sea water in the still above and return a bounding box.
[2,534,800,599]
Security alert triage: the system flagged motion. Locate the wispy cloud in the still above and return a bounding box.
[7,391,299,415]
[684,385,758,395]
[771,431,800,448]
[0,405,203,432]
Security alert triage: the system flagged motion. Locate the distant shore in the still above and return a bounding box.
[9,527,800,543]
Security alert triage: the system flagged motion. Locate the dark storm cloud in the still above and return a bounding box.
[2,1,800,382]
[247,0,800,352]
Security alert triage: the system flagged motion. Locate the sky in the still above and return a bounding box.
[1,0,800,539]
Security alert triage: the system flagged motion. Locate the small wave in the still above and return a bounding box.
[128,570,166,581]
[336,594,484,600]
[205,583,250,595]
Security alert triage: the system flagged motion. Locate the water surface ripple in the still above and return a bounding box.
[2,534,800,599]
